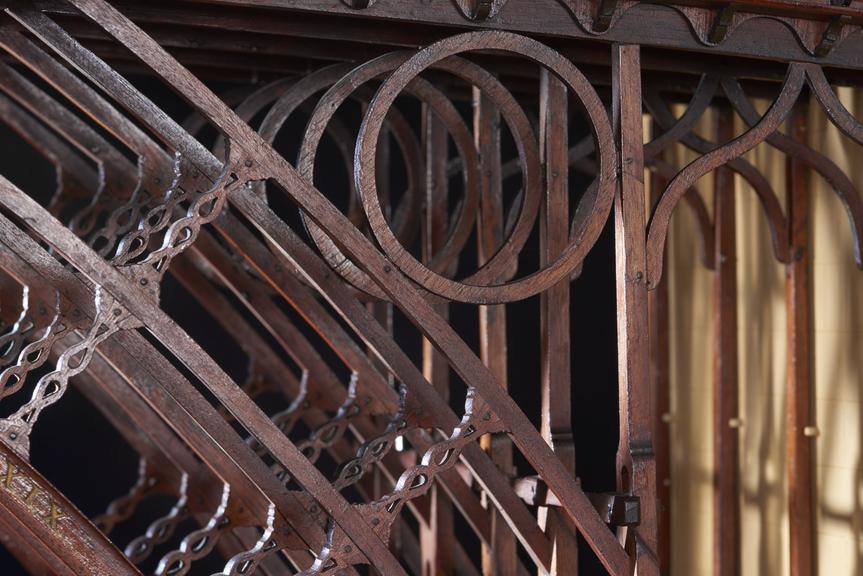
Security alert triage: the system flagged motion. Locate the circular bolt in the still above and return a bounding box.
[383,265,392,273]
[139,278,149,286]
[9,432,17,440]
[343,545,352,553]
[113,308,122,316]
[371,517,380,526]
[244,159,253,168]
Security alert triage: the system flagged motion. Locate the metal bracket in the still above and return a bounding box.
[708,5,736,44]
[815,15,852,57]
[594,0,619,32]
[513,475,641,526]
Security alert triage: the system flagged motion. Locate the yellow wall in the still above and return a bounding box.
[809,90,863,575]
[667,112,716,576]
[667,92,863,575]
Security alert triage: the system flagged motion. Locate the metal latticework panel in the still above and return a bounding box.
[0,2,860,575]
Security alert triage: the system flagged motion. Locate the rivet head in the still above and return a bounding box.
[244,159,253,168]
[9,432,17,440]
[343,545,352,553]
[139,278,149,286]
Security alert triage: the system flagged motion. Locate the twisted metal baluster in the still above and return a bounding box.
[246,369,309,457]
[93,457,161,535]
[0,286,141,458]
[0,291,65,402]
[111,152,185,266]
[212,505,282,576]
[117,141,243,294]
[125,473,190,564]
[302,390,503,574]
[332,415,406,492]
[0,286,34,367]
[271,372,361,483]
[46,169,71,219]
[88,156,154,258]
[156,484,232,576]
[66,162,107,238]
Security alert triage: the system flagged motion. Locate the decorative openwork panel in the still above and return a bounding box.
[0,2,859,575]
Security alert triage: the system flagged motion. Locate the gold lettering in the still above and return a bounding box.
[46,501,68,530]
[0,449,67,532]
[2,459,19,491]
[23,483,43,506]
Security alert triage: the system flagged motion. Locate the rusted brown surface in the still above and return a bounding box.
[712,104,741,576]
[0,2,857,574]
[786,104,815,576]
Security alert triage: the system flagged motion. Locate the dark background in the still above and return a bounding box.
[0,70,620,575]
